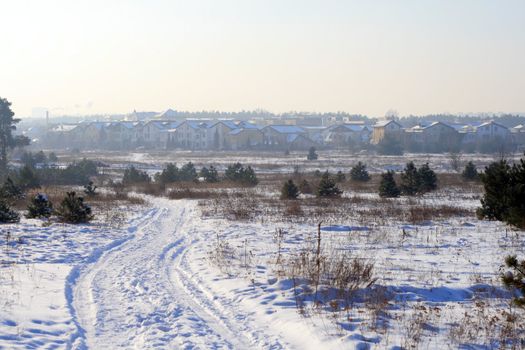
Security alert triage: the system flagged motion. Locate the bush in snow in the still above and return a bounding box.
[122,166,151,185]
[0,199,20,223]
[316,171,342,198]
[378,171,400,198]
[26,193,53,218]
[462,161,479,181]
[502,255,525,307]
[155,163,179,184]
[200,166,219,183]
[477,155,525,229]
[280,179,299,200]
[179,162,198,182]
[224,163,258,186]
[55,191,93,224]
[0,177,24,201]
[350,161,370,182]
[400,161,421,195]
[306,146,318,161]
[418,163,438,193]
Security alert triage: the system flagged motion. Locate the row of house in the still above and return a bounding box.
[372,120,525,152]
[43,117,525,152]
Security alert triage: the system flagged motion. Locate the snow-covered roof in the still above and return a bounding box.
[155,109,178,119]
[210,120,238,130]
[51,124,78,132]
[374,120,401,128]
[477,121,508,130]
[512,124,525,132]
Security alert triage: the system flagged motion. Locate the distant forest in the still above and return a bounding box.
[22,110,525,128]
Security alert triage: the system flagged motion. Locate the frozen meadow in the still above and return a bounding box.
[1,152,524,349]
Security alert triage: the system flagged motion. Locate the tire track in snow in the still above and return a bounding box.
[68,198,253,349]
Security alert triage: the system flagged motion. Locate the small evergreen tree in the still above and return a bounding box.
[55,191,93,224]
[378,171,400,198]
[0,177,24,200]
[400,161,421,195]
[17,165,40,190]
[179,162,198,182]
[506,156,525,229]
[335,171,346,182]
[200,166,219,183]
[26,193,53,219]
[224,163,258,185]
[317,171,342,198]
[83,181,98,197]
[418,163,437,193]
[280,179,300,200]
[476,160,511,221]
[122,166,151,185]
[350,162,370,182]
[225,162,243,181]
[241,166,258,186]
[477,155,525,229]
[0,199,20,223]
[298,179,313,194]
[155,163,179,184]
[307,147,318,161]
[502,255,525,307]
[462,161,479,181]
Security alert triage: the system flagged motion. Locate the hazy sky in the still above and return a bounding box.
[1,0,524,118]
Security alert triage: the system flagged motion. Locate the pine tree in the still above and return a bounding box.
[26,193,53,218]
[502,255,525,307]
[378,171,400,198]
[0,177,24,200]
[241,166,258,186]
[0,97,30,177]
[476,159,511,221]
[316,171,342,198]
[155,163,179,184]
[350,162,370,182]
[476,154,525,229]
[200,166,219,183]
[225,162,243,181]
[400,161,421,195]
[0,199,20,223]
[307,147,318,161]
[179,162,198,182]
[123,166,151,184]
[506,156,525,229]
[335,171,346,182]
[418,163,437,193]
[280,179,300,200]
[224,163,258,186]
[55,192,93,224]
[462,161,479,181]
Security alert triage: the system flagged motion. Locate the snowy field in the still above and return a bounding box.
[56,150,525,175]
[1,165,524,349]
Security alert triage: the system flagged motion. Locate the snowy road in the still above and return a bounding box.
[69,198,270,349]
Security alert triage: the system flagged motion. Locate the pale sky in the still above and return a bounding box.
[1,0,524,118]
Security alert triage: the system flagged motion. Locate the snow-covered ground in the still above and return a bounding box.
[1,191,524,349]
